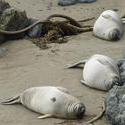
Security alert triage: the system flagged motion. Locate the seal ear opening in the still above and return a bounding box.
[108,29,120,41]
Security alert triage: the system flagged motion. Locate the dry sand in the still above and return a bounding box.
[0,0,125,125]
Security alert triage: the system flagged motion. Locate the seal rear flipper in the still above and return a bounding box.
[1,95,20,105]
[37,114,53,119]
[66,59,87,68]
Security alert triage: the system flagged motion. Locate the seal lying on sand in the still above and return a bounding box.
[67,54,120,91]
[93,10,124,41]
[1,86,85,119]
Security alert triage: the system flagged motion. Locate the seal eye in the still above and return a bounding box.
[51,97,56,102]
[76,103,85,119]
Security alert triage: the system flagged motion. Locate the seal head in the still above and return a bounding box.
[74,103,86,119]
[112,76,121,86]
[108,29,121,41]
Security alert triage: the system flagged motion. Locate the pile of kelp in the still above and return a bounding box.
[30,15,94,49]
[0,0,93,49]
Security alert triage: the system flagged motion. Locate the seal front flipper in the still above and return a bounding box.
[80,80,92,88]
[80,80,88,85]
[66,60,87,68]
[56,87,69,94]
[1,95,20,105]
[37,114,53,119]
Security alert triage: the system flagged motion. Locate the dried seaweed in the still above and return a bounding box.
[31,15,93,49]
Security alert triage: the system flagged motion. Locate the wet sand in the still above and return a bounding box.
[0,0,125,125]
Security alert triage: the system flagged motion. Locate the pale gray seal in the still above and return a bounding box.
[1,86,85,119]
[93,10,124,41]
[67,54,120,91]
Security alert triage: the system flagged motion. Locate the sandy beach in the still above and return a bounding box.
[0,0,125,125]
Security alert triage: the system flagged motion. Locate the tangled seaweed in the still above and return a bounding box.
[31,14,94,49]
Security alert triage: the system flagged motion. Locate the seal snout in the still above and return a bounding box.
[76,103,86,119]
[109,29,120,41]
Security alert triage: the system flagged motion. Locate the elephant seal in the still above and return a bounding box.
[93,10,124,41]
[1,86,85,119]
[67,54,120,91]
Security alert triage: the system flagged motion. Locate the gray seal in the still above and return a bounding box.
[93,10,124,41]
[66,54,120,91]
[1,86,85,119]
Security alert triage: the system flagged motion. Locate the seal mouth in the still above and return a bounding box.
[76,103,86,119]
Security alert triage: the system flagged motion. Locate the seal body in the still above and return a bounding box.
[1,86,85,119]
[83,54,120,90]
[93,10,124,41]
[67,54,120,91]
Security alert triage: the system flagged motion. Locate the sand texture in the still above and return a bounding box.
[0,0,125,125]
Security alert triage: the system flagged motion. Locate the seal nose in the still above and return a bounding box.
[76,103,86,119]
